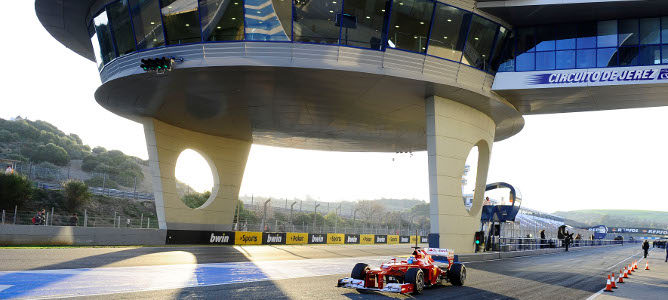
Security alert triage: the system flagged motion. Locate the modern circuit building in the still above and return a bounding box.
[36,0,668,252]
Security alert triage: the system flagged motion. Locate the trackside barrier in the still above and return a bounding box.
[163,230,428,246]
[328,233,345,244]
[287,233,308,245]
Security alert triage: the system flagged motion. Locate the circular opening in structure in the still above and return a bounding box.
[175,149,216,209]
[462,146,479,211]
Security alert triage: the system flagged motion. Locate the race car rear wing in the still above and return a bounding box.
[423,248,454,262]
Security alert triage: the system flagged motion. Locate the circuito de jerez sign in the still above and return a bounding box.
[492,66,668,90]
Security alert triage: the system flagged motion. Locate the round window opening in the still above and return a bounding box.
[462,146,479,211]
[175,149,216,209]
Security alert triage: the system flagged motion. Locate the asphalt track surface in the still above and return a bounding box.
[0,243,647,299]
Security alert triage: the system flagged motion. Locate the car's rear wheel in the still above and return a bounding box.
[447,263,466,286]
[405,268,424,294]
[351,263,369,280]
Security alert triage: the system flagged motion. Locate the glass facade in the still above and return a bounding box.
[89,0,511,75]
[501,17,668,72]
[161,0,202,45]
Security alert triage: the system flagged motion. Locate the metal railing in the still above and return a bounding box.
[490,237,627,252]
[0,208,158,229]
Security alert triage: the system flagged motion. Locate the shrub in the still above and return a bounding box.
[63,180,91,212]
[33,143,69,166]
[0,173,33,209]
[181,191,211,209]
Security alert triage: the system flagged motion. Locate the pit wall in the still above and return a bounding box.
[0,225,428,246]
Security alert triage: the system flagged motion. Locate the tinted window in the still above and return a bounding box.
[495,34,515,72]
[489,27,510,72]
[462,15,497,70]
[555,24,576,50]
[597,48,617,67]
[535,26,555,51]
[108,0,136,56]
[341,0,389,50]
[556,50,575,69]
[662,45,668,64]
[536,51,555,70]
[516,27,536,53]
[516,52,535,71]
[427,4,467,61]
[662,17,668,44]
[92,10,116,67]
[161,0,201,44]
[619,46,638,66]
[246,0,291,41]
[293,0,343,44]
[386,0,434,53]
[129,0,165,49]
[597,20,617,48]
[619,19,638,46]
[577,22,596,49]
[200,0,244,42]
[638,45,660,65]
[576,49,595,68]
[639,18,660,44]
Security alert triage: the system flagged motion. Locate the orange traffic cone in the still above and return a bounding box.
[628,264,633,274]
[645,261,650,270]
[604,277,614,292]
[610,274,617,288]
[617,269,624,283]
[623,267,629,278]
[634,260,638,270]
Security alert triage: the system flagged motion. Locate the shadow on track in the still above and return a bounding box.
[0,246,288,299]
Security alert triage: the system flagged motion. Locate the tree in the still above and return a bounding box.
[34,143,69,166]
[0,173,33,209]
[181,191,211,208]
[63,180,91,212]
[356,200,385,225]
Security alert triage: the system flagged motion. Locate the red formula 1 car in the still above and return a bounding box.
[337,247,466,295]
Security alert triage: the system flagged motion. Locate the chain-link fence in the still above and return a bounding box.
[0,208,158,229]
[233,219,428,236]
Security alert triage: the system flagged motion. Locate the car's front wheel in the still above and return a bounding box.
[405,268,425,294]
[351,263,369,280]
[447,263,466,286]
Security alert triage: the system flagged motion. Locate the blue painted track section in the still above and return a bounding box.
[0,256,387,299]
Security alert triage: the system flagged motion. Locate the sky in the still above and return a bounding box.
[3,2,668,213]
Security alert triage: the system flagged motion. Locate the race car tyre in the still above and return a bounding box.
[351,263,369,280]
[405,268,425,294]
[447,263,466,286]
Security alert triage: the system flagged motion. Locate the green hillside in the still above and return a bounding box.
[553,209,668,229]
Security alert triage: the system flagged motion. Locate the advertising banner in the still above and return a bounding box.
[308,233,326,244]
[262,232,286,245]
[374,235,387,244]
[587,225,608,239]
[165,230,235,245]
[344,234,360,244]
[410,235,417,245]
[493,66,668,90]
[327,233,345,244]
[609,227,668,235]
[387,235,399,244]
[360,234,374,245]
[420,236,428,243]
[399,236,411,244]
[235,231,262,245]
[286,233,308,245]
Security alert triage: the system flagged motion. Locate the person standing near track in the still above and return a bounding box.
[642,240,650,258]
[665,242,667,262]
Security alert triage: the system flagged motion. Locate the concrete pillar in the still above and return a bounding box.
[143,118,251,231]
[426,96,495,253]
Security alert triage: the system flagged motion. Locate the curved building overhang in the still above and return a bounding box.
[95,43,524,151]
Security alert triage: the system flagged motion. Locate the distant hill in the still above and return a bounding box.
[553,209,668,229]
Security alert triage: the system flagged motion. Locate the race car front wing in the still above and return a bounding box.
[337,277,414,294]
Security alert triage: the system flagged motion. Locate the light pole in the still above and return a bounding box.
[290,201,297,231]
[261,199,271,231]
[353,207,361,230]
[313,202,321,231]
[335,203,341,233]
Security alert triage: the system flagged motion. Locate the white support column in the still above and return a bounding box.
[426,96,495,253]
[143,118,251,231]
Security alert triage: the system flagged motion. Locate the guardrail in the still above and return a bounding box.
[35,182,154,201]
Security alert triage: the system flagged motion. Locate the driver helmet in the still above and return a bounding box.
[407,256,415,264]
